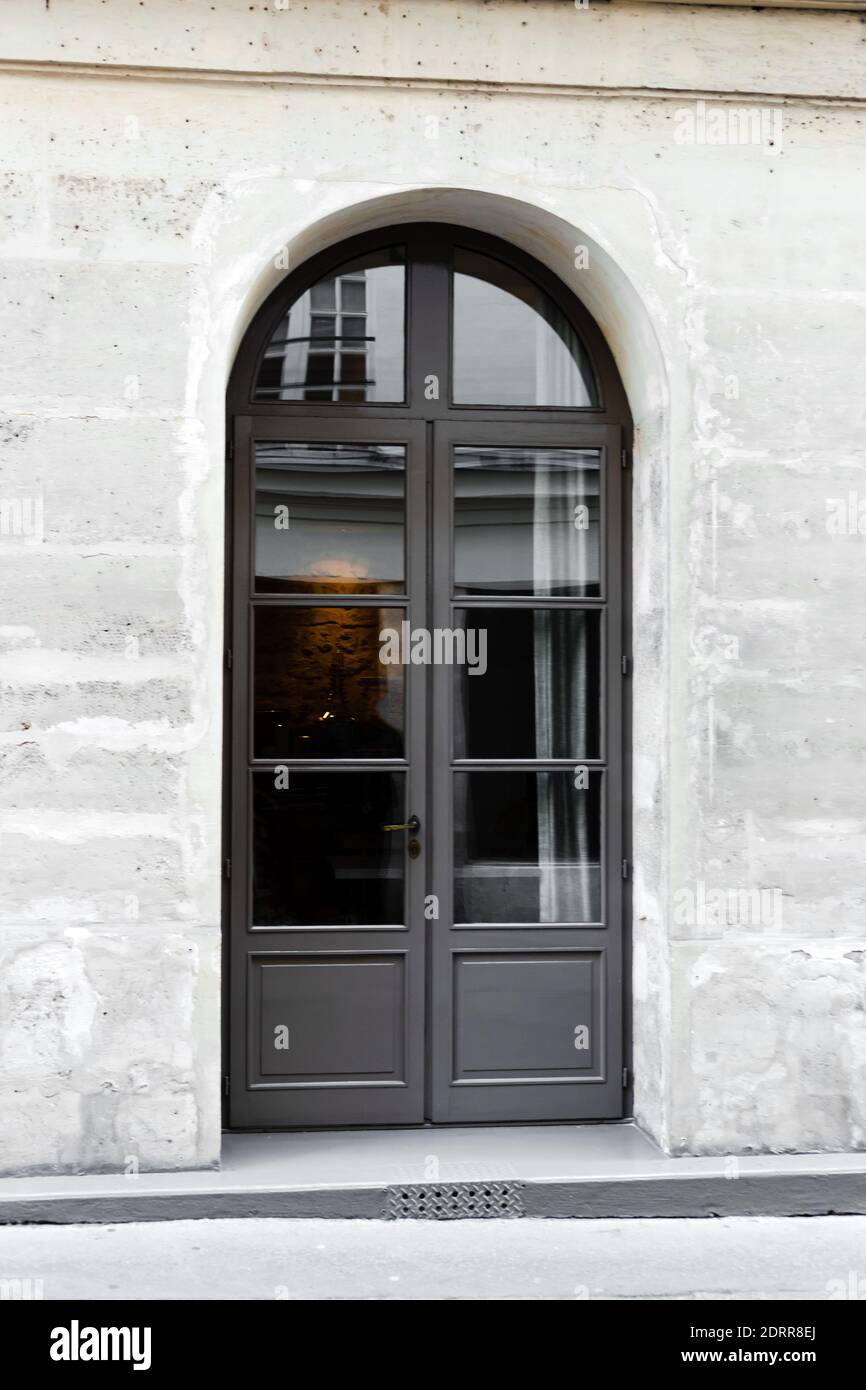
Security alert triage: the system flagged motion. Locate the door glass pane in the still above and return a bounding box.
[254,606,405,758]
[254,247,405,402]
[453,447,601,596]
[255,442,405,595]
[253,771,405,925]
[454,771,602,924]
[453,249,598,406]
[454,609,601,759]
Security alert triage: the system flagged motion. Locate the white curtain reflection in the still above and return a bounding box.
[534,614,594,922]
[453,448,601,924]
[533,452,596,921]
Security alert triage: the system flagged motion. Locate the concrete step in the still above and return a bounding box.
[2,1123,865,1223]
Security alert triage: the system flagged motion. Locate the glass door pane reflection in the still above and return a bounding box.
[255,442,405,595]
[454,608,601,759]
[253,770,405,926]
[253,247,405,403]
[453,447,601,597]
[254,606,405,759]
[454,770,602,924]
[452,249,598,407]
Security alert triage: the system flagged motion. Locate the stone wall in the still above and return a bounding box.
[1,0,864,1169]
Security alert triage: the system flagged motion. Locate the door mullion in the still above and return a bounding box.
[428,424,454,1118]
[408,231,451,420]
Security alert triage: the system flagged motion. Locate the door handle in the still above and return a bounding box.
[381,815,420,834]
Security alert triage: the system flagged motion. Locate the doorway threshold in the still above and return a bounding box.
[2,1122,865,1224]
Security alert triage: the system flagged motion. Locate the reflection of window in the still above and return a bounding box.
[254,249,405,403]
[453,249,597,406]
[302,273,368,401]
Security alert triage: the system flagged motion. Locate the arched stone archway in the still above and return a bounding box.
[217,207,669,1136]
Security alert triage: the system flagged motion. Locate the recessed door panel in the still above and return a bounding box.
[254,954,406,1082]
[452,952,600,1078]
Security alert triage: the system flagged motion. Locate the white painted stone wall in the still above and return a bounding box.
[1,0,864,1171]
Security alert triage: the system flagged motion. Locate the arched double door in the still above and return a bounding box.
[225,225,631,1127]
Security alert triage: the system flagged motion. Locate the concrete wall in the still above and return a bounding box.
[1,0,864,1170]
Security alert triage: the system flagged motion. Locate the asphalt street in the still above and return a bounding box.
[0,1215,864,1300]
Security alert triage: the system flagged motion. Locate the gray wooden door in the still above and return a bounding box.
[225,224,630,1128]
[228,417,429,1126]
[428,421,624,1121]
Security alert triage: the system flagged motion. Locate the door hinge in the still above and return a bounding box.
[622,1066,629,1090]
[223,857,232,880]
[621,447,629,470]
[225,648,233,670]
[621,858,629,880]
[227,435,234,462]
[223,1075,230,1098]
[621,655,630,676]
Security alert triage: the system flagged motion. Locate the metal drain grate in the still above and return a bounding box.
[386,1180,524,1220]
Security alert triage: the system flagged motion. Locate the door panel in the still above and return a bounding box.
[452,951,600,1076]
[229,418,427,1127]
[429,421,623,1122]
[253,953,407,1080]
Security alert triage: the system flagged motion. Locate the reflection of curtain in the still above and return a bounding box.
[534,298,593,407]
[533,455,593,922]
